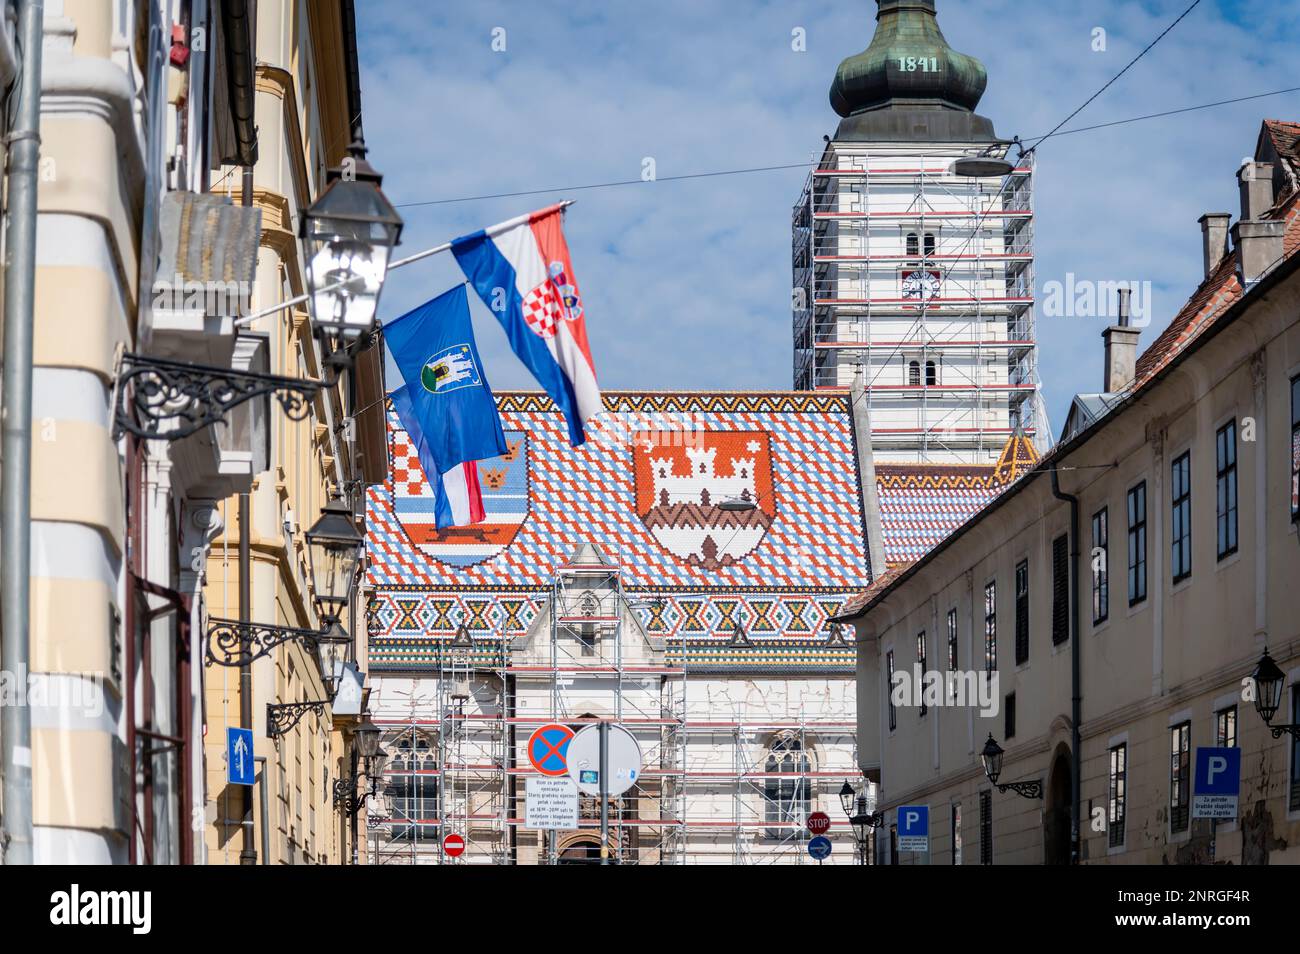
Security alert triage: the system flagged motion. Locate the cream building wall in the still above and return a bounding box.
[846,221,1300,865]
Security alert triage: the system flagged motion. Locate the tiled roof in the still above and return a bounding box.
[874,462,1006,567]
[365,391,870,672]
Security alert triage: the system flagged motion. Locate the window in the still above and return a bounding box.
[1215,705,1237,748]
[1170,721,1191,834]
[1216,420,1238,559]
[1004,692,1016,740]
[925,360,938,386]
[764,732,811,839]
[917,631,928,717]
[1051,534,1069,645]
[387,733,439,844]
[906,232,919,258]
[1109,743,1127,848]
[889,824,898,865]
[1290,688,1300,812]
[979,789,993,865]
[1092,507,1109,624]
[947,608,958,702]
[923,232,936,257]
[1127,483,1147,604]
[951,803,962,865]
[886,650,897,731]
[1014,560,1029,665]
[1292,375,1300,520]
[1171,451,1192,583]
[984,582,997,674]
[908,360,921,386]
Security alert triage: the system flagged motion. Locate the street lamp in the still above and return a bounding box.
[304,498,363,618]
[1250,648,1300,739]
[335,719,388,817]
[300,139,403,358]
[839,776,883,865]
[980,733,1043,799]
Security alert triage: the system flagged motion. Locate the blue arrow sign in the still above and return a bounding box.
[807,835,833,860]
[1192,746,1240,819]
[897,804,929,851]
[227,727,255,786]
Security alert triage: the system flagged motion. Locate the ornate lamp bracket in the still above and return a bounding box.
[113,352,334,442]
[997,779,1044,799]
[267,700,330,739]
[205,617,334,668]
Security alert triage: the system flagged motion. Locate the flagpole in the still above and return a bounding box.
[232,199,576,328]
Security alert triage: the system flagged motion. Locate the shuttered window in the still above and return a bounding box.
[1051,534,1069,645]
[1014,560,1029,664]
[979,790,993,865]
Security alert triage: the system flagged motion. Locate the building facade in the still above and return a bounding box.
[5,0,384,865]
[792,0,1044,464]
[365,391,874,864]
[839,123,1300,865]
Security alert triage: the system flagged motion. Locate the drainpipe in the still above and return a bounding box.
[0,0,45,867]
[1050,468,1082,865]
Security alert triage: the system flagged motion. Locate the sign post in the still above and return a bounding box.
[567,722,643,865]
[897,805,929,854]
[1192,743,1241,850]
[226,726,255,787]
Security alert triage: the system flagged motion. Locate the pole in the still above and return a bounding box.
[232,199,578,328]
[599,721,610,866]
[254,756,269,864]
[0,0,45,867]
[238,491,256,864]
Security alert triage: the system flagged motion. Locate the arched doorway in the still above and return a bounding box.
[1044,746,1072,865]
[557,840,602,864]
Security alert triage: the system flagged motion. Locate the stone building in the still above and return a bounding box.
[838,121,1300,865]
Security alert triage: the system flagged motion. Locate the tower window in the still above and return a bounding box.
[906,232,919,257]
[924,232,936,257]
[925,360,938,386]
[908,360,920,386]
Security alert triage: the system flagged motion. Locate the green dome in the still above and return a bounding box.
[829,1,995,141]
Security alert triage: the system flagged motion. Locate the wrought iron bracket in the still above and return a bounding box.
[205,616,339,669]
[267,700,330,739]
[113,351,336,441]
[333,774,376,817]
[1266,723,1300,741]
[997,779,1044,799]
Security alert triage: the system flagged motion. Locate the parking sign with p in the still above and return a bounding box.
[1192,746,1240,819]
[897,804,929,852]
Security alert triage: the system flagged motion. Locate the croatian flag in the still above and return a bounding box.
[452,204,601,446]
[389,385,485,528]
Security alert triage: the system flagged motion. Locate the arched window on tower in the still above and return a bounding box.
[905,232,919,258]
[764,732,812,839]
[908,360,921,386]
[926,360,938,386]
[387,731,439,845]
[924,232,936,258]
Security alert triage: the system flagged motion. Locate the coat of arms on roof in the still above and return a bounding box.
[388,416,529,567]
[632,430,775,570]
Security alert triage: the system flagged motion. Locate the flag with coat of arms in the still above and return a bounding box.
[451,203,601,446]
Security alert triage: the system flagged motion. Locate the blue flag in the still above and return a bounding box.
[382,284,506,472]
[389,385,485,530]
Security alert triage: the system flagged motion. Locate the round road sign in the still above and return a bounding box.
[443,833,465,857]
[807,811,831,835]
[808,835,833,860]
[527,723,575,776]
[566,723,643,797]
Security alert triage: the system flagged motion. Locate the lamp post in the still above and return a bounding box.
[980,734,1044,799]
[839,777,883,865]
[114,141,402,441]
[1250,649,1300,740]
[300,139,403,361]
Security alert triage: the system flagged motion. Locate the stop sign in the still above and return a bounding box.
[443,833,466,857]
[807,811,831,835]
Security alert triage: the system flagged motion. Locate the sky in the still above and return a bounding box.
[355,0,1300,438]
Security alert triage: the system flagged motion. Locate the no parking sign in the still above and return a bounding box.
[527,723,575,776]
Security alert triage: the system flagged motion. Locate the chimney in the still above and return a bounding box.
[1232,219,1286,286]
[1101,286,1141,393]
[1238,161,1274,221]
[1198,212,1231,278]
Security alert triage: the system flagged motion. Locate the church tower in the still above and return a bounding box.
[792,0,1043,463]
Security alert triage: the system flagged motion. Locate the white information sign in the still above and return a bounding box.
[524,776,579,830]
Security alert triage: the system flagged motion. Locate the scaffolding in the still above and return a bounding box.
[792,143,1046,461]
[366,554,866,864]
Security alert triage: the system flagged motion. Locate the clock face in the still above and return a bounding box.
[901,270,941,300]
